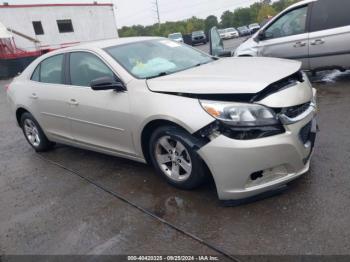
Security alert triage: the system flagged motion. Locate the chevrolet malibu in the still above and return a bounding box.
[7,37,317,203]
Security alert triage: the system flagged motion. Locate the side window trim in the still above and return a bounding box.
[66,51,126,88]
[38,63,41,82]
[305,3,312,33]
[30,63,41,82]
[63,53,70,85]
[263,4,310,40]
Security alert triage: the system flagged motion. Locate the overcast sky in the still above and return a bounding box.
[8,0,257,27]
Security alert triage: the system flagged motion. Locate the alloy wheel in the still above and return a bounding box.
[155,136,192,182]
[23,119,41,147]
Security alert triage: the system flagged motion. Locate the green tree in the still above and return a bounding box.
[232,7,252,27]
[272,0,299,13]
[257,4,277,23]
[118,0,303,37]
[204,15,218,33]
[220,10,234,28]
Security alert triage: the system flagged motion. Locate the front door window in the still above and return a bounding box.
[265,6,308,39]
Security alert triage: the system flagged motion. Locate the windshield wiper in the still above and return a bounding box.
[194,59,216,67]
[146,72,168,79]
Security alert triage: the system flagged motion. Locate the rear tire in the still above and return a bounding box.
[20,112,54,152]
[149,125,207,190]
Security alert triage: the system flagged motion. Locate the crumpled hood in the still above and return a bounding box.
[147,57,301,94]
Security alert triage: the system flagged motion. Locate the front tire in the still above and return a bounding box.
[149,126,207,190]
[20,112,54,152]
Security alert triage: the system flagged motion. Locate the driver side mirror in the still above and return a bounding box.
[257,31,266,41]
[217,50,232,57]
[90,76,125,92]
[257,30,273,41]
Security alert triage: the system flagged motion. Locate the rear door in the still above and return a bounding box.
[257,4,310,69]
[29,54,72,141]
[66,51,135,156]
[308,0,350,70]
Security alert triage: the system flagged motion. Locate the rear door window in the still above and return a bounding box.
[310,0,350,32]
[39,54,64,84]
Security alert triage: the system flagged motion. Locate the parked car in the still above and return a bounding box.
[191,30,207,45]
[220,28,240,39]
[235,0,350,72]
[218,29,225,39]
[7,36,317,203]
[248,23,261,34]
[168,32,184,43]
[237,26,251,36]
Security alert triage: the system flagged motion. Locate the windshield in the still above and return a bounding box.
[225,28,236,32]
[169,33,181,39]
[105,39,214,79]
[238,26,248,31]
[249,23,259,28]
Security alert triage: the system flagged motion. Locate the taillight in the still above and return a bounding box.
[5,84,10,92]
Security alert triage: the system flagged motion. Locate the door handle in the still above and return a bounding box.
[68,99,79,106]
[30,93,38,99]
[310,39,325,45]
[294,41,306,48]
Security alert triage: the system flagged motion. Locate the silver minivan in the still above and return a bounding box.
[235,0,350,72]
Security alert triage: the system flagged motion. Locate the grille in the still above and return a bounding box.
[299,121,312,144]
[283,102,310,118]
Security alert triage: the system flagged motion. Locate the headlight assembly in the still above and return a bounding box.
[196,100,284,140]
[200,100,279,126]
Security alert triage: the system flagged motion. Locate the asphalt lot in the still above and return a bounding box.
[1,42,350,258]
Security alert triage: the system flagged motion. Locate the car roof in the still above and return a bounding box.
[288,0,316,9]
[56,36,162,53]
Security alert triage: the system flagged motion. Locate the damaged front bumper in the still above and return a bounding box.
[197,89,317,201]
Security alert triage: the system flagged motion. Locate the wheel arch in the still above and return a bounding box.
[15,107,31,127]
[140,119,189,164]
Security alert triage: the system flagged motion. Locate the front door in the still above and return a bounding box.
[66,51,135,156]
[258,4,310,70]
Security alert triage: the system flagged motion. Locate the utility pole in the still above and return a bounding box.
[153,0,161,28]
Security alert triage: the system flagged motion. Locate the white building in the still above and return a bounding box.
[0,2,119,52]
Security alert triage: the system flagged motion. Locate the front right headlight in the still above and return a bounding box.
[200,100,279,127]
